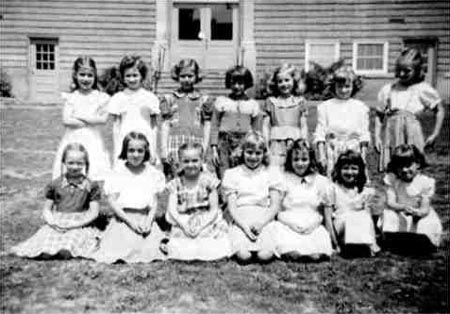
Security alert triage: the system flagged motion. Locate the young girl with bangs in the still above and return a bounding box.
[222,131,281,263]
[262,63,308,168]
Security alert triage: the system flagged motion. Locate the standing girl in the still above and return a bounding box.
[12,143,101,259]
[375,48,445,171]
[382,144,442,249]
[92,132,166,263]
[107,55,160,164]
[160,59,213,179]
[52,56,110,181]
[164,143,231,261]
[210,65,261,179]
[222,131,281,263]
[314,65,370,177]
[325,150,379,256]
[262,63,307,168]
[271,139,333,261]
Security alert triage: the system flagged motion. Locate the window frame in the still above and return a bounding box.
[304,41,340,72]
[352,41,389,75]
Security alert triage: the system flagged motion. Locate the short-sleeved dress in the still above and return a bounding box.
[92,162,167,263]
[314,98,371,177]
[165,172,231,260]
[382,173,442,247]
[53,90,111,181]
[222,165,281,253]
[210,94,261,178]
[263,96,307,167]
[160,89,213,176]
[377,82,441,171]
[331,184,376,246]
[271,172,333,257]
[11,176,101,258]
[107,88,160,161]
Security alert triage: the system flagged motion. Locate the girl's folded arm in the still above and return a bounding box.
[62,103,85,127]
[385,187,407,212]
[66,201,100,229]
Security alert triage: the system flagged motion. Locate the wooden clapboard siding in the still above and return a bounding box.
[254,0,450,80]
[1,0,156,101]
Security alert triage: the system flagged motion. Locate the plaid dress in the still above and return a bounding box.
[11,176,101,259]
[165,172,231,260]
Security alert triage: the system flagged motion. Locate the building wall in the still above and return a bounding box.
[254,0,450,101]
[1,0,156,101]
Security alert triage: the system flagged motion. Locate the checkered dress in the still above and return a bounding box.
[11,177,101,259]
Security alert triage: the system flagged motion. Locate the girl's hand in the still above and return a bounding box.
[374,136,382,153]
[242,224,258,242]
[425,134,437,149]
[211,146,220,167]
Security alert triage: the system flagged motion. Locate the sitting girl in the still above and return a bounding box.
[12,143,101,259]
[271,139,333,261]
[222,131,281,263]
[325,150,379,256]
[164,143,231,261]
[92,132,166,263]
[382,144,442,251]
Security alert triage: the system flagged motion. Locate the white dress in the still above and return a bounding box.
[271,172,333,257]
[382,173,442,247]
[92,161,167,263]
[314,98,370,177]
[332,184,376,246]
[52,90,111,181]
[222,165,282,253]
[107,88,160,161]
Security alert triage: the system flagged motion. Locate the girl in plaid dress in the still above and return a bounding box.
[374,48,445,172]
[12,143,101,259]
[92,132,166,263]
[160,59,214,179]
[262,63,308,169]
[210,66,261,179]
[163,143,232,260]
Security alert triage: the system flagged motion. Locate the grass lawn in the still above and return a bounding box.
[1,102,449,313]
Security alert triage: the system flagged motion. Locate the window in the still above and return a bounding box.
[210,4,233,40]
[353,42,388,74]
[30,38,58,71]
[178,8,201,40]
[305,42,340,71]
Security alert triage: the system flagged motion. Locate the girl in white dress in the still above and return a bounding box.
[382,144,442,250]
[314,65,370,177]
[271,139,333,261]
[326,150,380,256]
[52,56,110,181]
[164,143,231,261]
[92,132,166,263]
[222,131,281,263]
[107,55,160,165]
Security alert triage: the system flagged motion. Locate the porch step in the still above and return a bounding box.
[154,71,228,96]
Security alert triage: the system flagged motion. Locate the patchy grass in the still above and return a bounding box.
[1,104,449,313]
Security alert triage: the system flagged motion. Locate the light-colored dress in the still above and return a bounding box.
[314,98,370,177]
[11,176,101,258]
[382,173,442,247]
[107,88,160,161]
[331,184,376,246]
[165,172,231,260]
[210,94,261,178]
[271,173,333,257]
[222,165,281,253]
[92,162,166,263]
[52,90,111,181]
[377,82,441,171]
[263,96,307,167]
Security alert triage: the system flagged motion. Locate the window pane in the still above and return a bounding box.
[357,44,384,70]
[309,44,336,67]
[211,4,233,40]
[179,8,201,40]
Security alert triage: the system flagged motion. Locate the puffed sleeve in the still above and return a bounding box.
[44,180,57,200]
[268,168,284,193]
[362,187,376,211]
[359,101,371,143]
[316,175,333,206]
[107,92,124,116]
[204,172,220,190]
[159,94,174,120]
[144,91,160,115]
[88,181,101,201]
[419,175,435,198]
[376,84,391,112]
[418,82,441,110]
[201,95,214,122]
[313,102,327,144]
[250,99,260,118]
[221,169,238,196]
[152,169,166,194]
[383,173,395,187]
[165,178,179,194]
